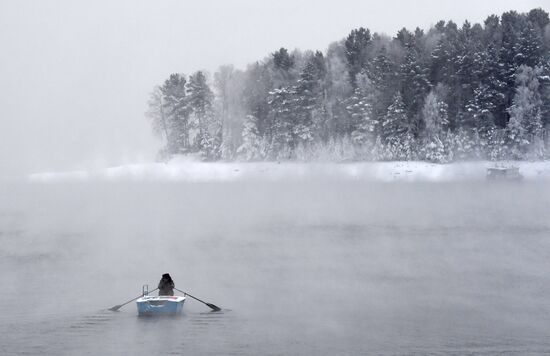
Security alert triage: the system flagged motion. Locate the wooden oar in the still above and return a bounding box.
[175,288,221,311]
[109,288,159,311]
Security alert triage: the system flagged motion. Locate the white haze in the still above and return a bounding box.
[1,181,550,354]
[26,160,550,183]
[0,0,548,177]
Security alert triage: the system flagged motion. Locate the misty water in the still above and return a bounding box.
[1,180,550,355]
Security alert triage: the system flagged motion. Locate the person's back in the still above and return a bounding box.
[158,273,175,296]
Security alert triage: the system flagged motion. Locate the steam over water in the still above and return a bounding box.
[1,181,550,355]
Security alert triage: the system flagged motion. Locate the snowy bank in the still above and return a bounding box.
[27,158,550,183]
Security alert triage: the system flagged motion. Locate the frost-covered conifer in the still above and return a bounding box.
[506,65,544,158]
[187,71,219,160]
[422,90,449,162]
[152,74,190,156]
[268,87,295,158]
[147,8,550,162]
[382,92,413,159]
[346,86,376,146]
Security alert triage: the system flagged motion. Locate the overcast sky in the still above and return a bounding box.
[0,0,547,176]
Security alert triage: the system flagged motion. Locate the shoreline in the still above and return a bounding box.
[27,159,550,183]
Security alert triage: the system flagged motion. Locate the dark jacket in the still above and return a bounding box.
[158,274,175,296]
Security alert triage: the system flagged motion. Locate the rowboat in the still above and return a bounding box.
[136,295,186,316]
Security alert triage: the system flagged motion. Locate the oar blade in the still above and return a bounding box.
[206,303,221,311]
[109,305,122,312]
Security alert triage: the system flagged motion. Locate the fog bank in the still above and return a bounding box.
[27,160,550,183]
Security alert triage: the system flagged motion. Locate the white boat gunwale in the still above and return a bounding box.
[136,294,186,315]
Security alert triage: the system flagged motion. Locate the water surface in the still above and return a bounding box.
[1,181,550,355]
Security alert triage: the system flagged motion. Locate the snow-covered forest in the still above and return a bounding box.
[147,8,550,163]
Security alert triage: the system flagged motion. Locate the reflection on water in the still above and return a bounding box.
[0,181,550,355]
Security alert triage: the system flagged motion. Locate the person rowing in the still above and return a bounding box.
[158,273,175,296]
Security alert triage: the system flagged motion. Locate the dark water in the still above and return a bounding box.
[1,181,550,355]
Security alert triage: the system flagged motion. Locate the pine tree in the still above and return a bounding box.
[273,47,294,71]
[382,92,408,139]
[464,45,503,138]
[515,21,544,68]
[271,48,296,87]
[294,61,320,145]
[368,47,398,122]
[395,28,414,48]
[325,41,353,139]
[400,45,431,135]
[499,11,525,124]
[187,71,219,160]
[305,51,330,141]
[267,86,295,159]
[506,65,544,158]
[527,8,550,32]
[483,43,509,128]
[453,21,484,130]
[430,22,458,86]
[344,27,371,86]
[422,89,449,162]
[345,86,376,145]
[160,73,190,155]
[382,92,415,159]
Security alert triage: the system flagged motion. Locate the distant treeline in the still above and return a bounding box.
[147,8,550,162]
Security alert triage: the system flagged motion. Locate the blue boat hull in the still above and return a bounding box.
[136,296,185,315]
